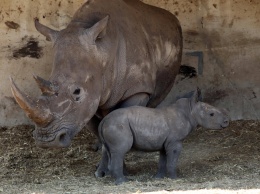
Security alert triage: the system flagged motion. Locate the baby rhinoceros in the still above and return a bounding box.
[96,89,229,185]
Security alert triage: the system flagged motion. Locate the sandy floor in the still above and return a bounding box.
[0,120,259,193]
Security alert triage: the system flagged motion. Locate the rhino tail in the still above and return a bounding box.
[98,119,111,163]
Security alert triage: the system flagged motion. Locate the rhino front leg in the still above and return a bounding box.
[165,141,182,179]
[116,93,149,108]
[154,150,167,179]
[86,115,103,151]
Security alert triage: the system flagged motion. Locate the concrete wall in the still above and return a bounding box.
[0,0,259,126]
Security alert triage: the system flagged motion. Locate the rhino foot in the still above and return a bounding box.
[92,140,102,152]
[167,173,177,179]
[95,169,111,178]
[115,177,128,185]
[95,170,105,178]
[123,162,129,176]
[153,173,165,179]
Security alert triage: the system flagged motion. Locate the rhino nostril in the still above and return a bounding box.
[223,119,229,126]
[58,132,67,143]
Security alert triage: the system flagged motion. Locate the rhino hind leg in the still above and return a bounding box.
[165,141,182,179]
[95,145,110,178]
[108,140,131,184]
[109,152,128,185]
[123,162,129,176]
[100,119,133,184]
[154,150,167,179]
[95,146,128,178]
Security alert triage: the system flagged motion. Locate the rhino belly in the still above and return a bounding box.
[130,124,168,152]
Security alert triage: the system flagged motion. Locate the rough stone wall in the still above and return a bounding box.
[144,0,260,121]
[0,0,85,126]
[0,0,259,126]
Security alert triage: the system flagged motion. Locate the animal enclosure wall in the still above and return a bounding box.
[0,0,259,126]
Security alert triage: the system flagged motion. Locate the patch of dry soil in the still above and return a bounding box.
[0,120,259,193]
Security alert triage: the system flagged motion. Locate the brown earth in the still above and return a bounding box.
[0,120,259,194]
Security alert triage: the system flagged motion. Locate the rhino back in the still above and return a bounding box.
[71,0,182,108]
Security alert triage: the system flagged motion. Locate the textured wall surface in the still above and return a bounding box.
[144,0,260,121]
[0,0,259,126]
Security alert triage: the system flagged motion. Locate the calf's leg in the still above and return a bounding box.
[101,121,133,185]
[165,141,182,179]
[95,145,110,177]
[109,152,128,185]
[154,150,167,179]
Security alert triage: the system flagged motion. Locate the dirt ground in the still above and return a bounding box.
[0,120,259,194]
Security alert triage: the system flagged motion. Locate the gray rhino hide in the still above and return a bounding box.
[11,0,183,148]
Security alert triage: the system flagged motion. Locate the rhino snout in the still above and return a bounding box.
[220,117,229,129]
[34,128,72,148]
[54,129,71,147]
[221,118,229,128]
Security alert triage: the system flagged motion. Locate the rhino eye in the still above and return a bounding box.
[72,88,81,102]
[73,88,81,95]
[69,85,85,102]
[210,113,214,117]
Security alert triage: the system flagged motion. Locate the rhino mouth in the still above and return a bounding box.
[220,125,228,129]
[220,125,225,129]
[33,126,77,148]
[220,119,229,129]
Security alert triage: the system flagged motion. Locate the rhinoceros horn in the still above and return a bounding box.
[33,75,58,95]
[10,77,53,127]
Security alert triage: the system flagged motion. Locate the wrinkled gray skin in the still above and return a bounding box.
[11,0,182,148]
[96,89,229,185]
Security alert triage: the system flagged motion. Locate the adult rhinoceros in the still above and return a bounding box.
[11,0,182,148]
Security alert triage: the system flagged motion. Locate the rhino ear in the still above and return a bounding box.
[88,15,109,43]
[34,18,59,42]
[190,88,200,108]
[197,87,202,101]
